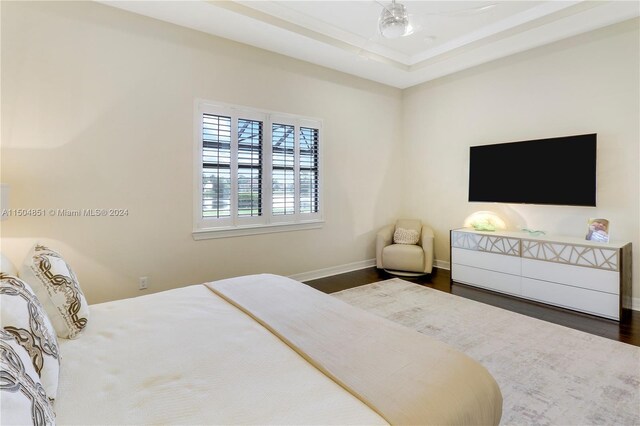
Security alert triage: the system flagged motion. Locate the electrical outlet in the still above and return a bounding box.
[138,276,148,290]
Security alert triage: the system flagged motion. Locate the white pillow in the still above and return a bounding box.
[0,274,60,400]
[0,330,56,425]
[19,244,89,339]
[393,227,420,245]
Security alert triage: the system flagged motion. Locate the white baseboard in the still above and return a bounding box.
[632,297,640,311]
[288,258,376,282]
[291,258,451,282]
[434,259,450,270]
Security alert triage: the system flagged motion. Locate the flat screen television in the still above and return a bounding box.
[468,133,597,206]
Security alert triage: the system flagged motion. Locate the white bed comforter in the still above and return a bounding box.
[55,283,387,425]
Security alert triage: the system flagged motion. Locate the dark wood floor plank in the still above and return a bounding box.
[305,267,639,347]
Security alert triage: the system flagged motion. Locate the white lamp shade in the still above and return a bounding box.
[463,211,507,231]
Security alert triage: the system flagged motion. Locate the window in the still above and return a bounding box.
[194,101,322,239]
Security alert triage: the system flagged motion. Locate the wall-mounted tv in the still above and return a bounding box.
[468,133,597,207]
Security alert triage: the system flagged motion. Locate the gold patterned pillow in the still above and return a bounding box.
[0,329,56,425]
[393,227,420,245]
[0,274,60,400]
[19,245,89,339]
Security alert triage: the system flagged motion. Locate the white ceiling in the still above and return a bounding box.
[100,1,639,89]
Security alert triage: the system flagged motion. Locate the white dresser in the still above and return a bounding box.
[450,228,632,320]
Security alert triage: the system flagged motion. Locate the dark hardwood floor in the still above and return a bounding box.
[305,267,640,347]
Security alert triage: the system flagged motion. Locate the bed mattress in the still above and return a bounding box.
[55,274,502,425]
[55,283,388,425]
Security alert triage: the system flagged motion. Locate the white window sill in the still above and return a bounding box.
[192,220,324,240]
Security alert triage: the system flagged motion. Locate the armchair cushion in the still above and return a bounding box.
[381,244,425,273]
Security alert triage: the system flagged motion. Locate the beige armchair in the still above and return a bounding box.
[376,219,434,275]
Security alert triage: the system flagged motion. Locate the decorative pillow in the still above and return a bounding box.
[393,227,420,245]
[0,329,56,425]
[0,274,60,400]
[19,244,89,339]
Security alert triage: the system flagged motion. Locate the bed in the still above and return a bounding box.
[1,263,502,425]
[50,274,502,425]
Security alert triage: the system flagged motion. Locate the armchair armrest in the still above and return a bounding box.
[376,224,395,268]
[421,226,435,274]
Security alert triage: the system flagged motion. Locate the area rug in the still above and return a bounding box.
[333,279,640,426]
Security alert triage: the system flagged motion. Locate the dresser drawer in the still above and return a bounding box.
[452,247,521,275]
[521,277,619,320]
[521,258,619,295]
[452,264,521,296]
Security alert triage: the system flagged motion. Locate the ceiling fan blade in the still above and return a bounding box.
[407,13,424,35]
[425,3,498,18]
[375,0,393,13]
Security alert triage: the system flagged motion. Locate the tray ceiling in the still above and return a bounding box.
[100,1,640,88]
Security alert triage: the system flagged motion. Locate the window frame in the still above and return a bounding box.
[193,100,323,240]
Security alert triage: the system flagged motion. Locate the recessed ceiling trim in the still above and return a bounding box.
[97,1,640,89]
[408,0,583,65]
[409,1,602,71]
[236,0,411,64]
[207,0,410,71]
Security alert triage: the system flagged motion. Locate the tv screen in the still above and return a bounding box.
[469,134,597,206]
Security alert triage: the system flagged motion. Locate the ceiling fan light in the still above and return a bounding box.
[380,21,407,38]
[378,1,412,39]
[404,22,414,36]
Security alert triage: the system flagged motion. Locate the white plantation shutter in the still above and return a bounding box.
[195,100,322,237]
[237,119,263,218]
[202,114,232,219]
[272,123,296,216]
[299,126,319,214]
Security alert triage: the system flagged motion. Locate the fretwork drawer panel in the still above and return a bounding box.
[451,231,520,256]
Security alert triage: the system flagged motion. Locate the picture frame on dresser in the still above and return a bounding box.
[586,218,610,243]
[450,228,632,321]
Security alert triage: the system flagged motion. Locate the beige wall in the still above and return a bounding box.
[0,2,404,303]
[403,19,640,304]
